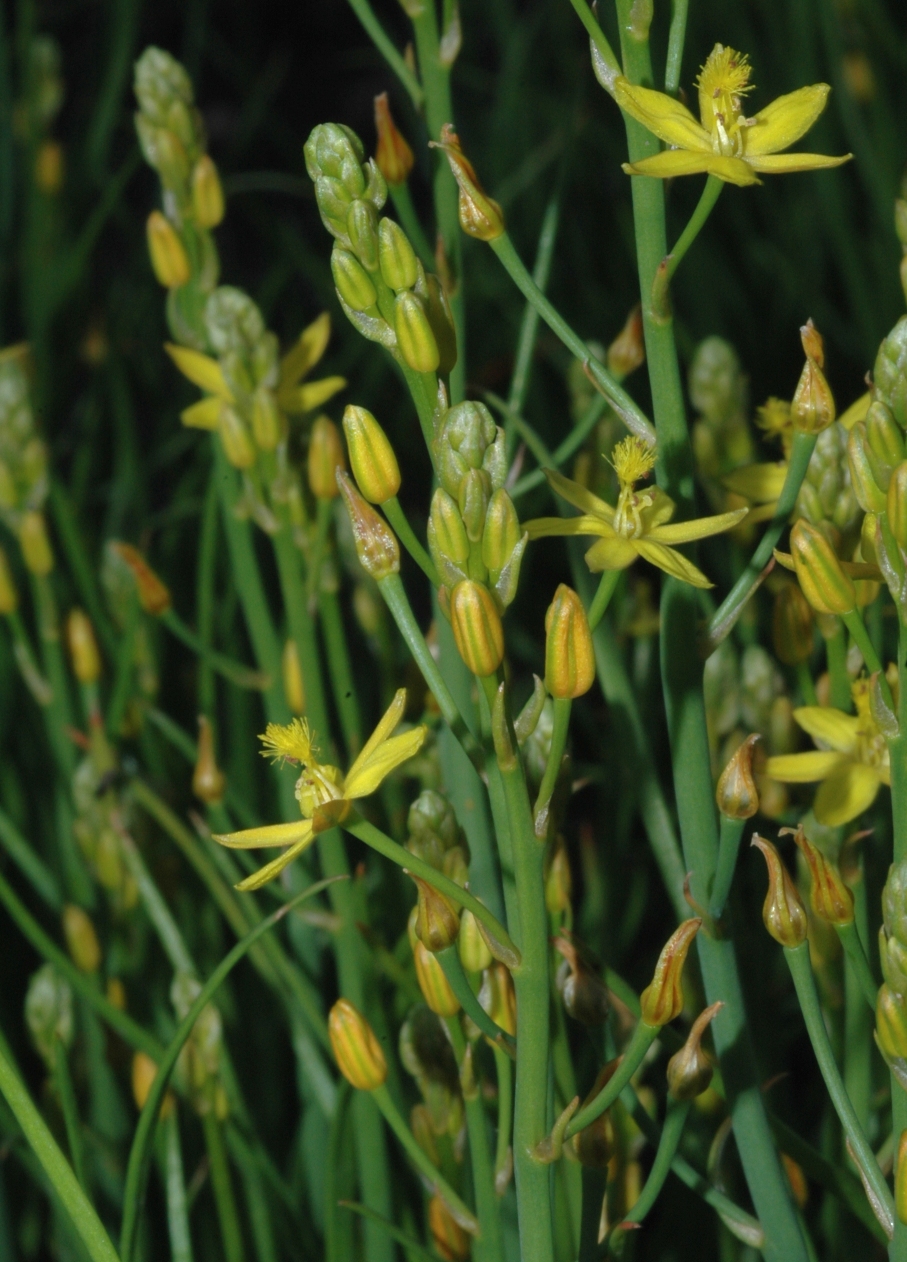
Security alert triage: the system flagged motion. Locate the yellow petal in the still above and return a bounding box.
[746,501,780,524]
[524,514,612,541]
[279,312,331,390]
[235,836,316,891]
[278,375,347,414]
[639,487,675,531]
[648,506,748,546]
[623,151,759,186]
[345,688,407,785]
[214,819,315,850]
[746,152,852,176]
[164,343,232,400]
[345,725,427,799]
[181,397,222,430]
[792,706,860,753]
[634,539,713,587]
[765,750,848,783]
[839,392,871,431]
[745,85,831,156]
[722,462,789,502]
[544,468,614,521]
[583,535,638,572]
[614,79,711,152]
[773,548,796,572]
[813,762,881,827]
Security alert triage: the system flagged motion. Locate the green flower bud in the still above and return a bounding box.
[882,928,907,996]
[251,387,282,452]
[394,291,440,373]
[482,489,520,576]
[715,733,760,820]
[435,401,505,498]
[450,580,505,677]
[218,405,256,470]
[25,964,73,1067]
[417,273,458,377]
[874,316,907,428]
[667,1002,722,1101]
[342,405,401,503]
[544,584,595,699]
[308,417,346,500]
[331,245,378,312]
[428,488,470,587]
[796,422,860,537]
[377,217,418,291]
[146,211,190,288]
[688,337,746,424]
[877,984,907,1061]
[847,422,887,512]
[19,510,54,576]
[789,519,855,615]
[442,844,469,888]
[458,909,493,973]
[337,471,400,579]
[413,876,461,952]
[772,583,814,666]
[191,155,225,228]
[409,908,460,1016]
[458,468,492,544]
[751,835,808,948]
[889,462,907,550]
[329,998,388,1090]
[639,919,701,1026]
[347,199,380,272]
[304,123,387,246]
[868,400,905,467]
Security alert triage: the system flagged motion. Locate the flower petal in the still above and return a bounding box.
[746,152,851,175]
[235,836,316,891]
[181,397,222,431]
[624,151,760,186]
[544,468,614,520]
[745,85,831,156]
[346,688,407,785]
[281,375,347,414]
[639,487,675,531]
[614,79,711,152]
[279,312,331,390]
[345,725,427,799]
[792,706,860,753]
[722,462,789,502]
[165,344,232,400]
[524,514,612,541]
[765,750,848,783]
[648,506,749,545]
[813,762,881,827]
[213,819,315,849]
[583,535,638,573]
[634,540,713,587]
[839,391,871,432]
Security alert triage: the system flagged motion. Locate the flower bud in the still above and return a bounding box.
[378,217,419,292]
[25,964,73,1066]
[458,909,493,973]
[282,639,305,713]
[413,877,461,952]
[373,92,414,186]
[308,416,346,500]
[479,962,516,1036]
[772,583,814,666]
[639,919,701,1026]
[554,935,610,1026]
[19,511,54,576]
[394,291,440,373]
[847,423,888,513]
[450,580,504,676]
[347,199,380,272]
[0,545,18,614]
[328,998,388,1090]
[482,489,520,574]
[251,387,282,452]
[304,123,387,244]
[193,716,226,805]
[409,909,460,1016]
[751,835,808,948]
[607,305,645,379]
[428,1194,471,1262]
[342,405,400,503]
[66,609,101,684]
[418,273,458,377]
[788,825,853,926]
[331,245,378,312]
[132,1050,175,1118]
[62,905,102,973]
[791,324,835,434]
[800,319,825,367]
[889,462,907,550]
[34,141,64,195]
[428,489,470,588]
[430,124,505,241]
[411,1103,440,1166]
[218,405,257,470]
[336,471,400,579]
[789,519,855,615]
[572,1061,619,1168]
[877,984,907,1061]
[545,840,572,915]
[191,155,225,228]
[146,211,190,288]
[436,400,504,498]
[897,1131,907,1227]
[667,1002,723,1101]
[544,584,595,699]
[111,542,172,615]
[874,315,907,428]
[867,400,905,469]
[715,734,760,820]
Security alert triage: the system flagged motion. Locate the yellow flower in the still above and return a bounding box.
[524,436,747,589]
[616,43,851,187]
[214,689,425,890]
[765,679,889,826]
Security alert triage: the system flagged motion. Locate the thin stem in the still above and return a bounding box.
[836,921,879,1010]
[203,1113,246,1262]
[117,828,195,974]
[388,182,433,267]
[587,569,620,632]
[664,176,723,283]
[196,461,219,717]
[436,946,515,1053]
[345,0,424,108]
[532,697,571,836]
[382,497,440,586]
[565,0,620,83]
[53,1038,87,1192]
[445,1018,505,1262]
[565,1022,659,1138]
[491,1045,513,1190]
[164,1110,195,1262]
[826,624,851,711]
[842,607,892,707]
[606,1099,690,1251]
[664,0,690,94]
[161,610,269,691]
[796,660,818,706]
[0,799,62,909]
[710,815,746,922]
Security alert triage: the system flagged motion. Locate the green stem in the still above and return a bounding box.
[606,1099,690,1251]
[565,1022,659,1138]
[53,1038,87,1192]
[664,0,690,94]
[164,1111,194,1262]
[0,799,61,909]
[340,1203,436,1262]
[796,659,818,706]
[437,945,515,1053]
[507,193,561,437]
[203,1113,245,1262]
[161,609,268,691]
[306,497,333,609]
[446,1018,505,1262]
[382,496,440,586]
[827,624,852,711]
[510,396,606,500]
[664,176,723,283]
[843,607,892,707]
[345,0,424,108]
[388,182,433,267]
[710,814,746,921]
[319,587,364,758]
[491,1044,513,1189]
[565,0,620,82]
[532,697,570,837]
[836,920,879,1010]
[587,568,620,632]
[117,828,195,974]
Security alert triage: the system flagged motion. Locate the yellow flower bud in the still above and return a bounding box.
[481,489,520,575]
[336,471,400,579]
[430,124,505,241]
[639,918,701,1026]
[62,905,102,973]
[19,511,54,576]
[772,582,814,666]
[457,908,493,973]
[308,416,346,500]
[789,519,855,615]
[251,388,282,452]
[715,734,760,820]
[328,998,388,1091]
[282,639,305,713]
[411,1103,441,1166]
[428,1194,471,1262]
[847,423,888,514]
[219,405,257,470]
[373,92,415,186]
[193,716,226,805]
[146,210,191,288]
[331,245,378,312]
[342,405,401,503]
[479,961,516,1036]
[111,542,172,615]
[450,580,504,677]
[800,318,825,367]
[66,609,101,684]
[877,984,907,1061]
[132,1051,175,1118]
[394,291,440,374]
[191,155,225,228]
[544,584,595,699]
[545,841,572,916]
[788,825,854,927]
[889,462,907,550]
[751,835,808,948]
[409,908,460,1016]
[791,327,835,434]
[0,545,18,614]
[606,305,645,380]
[667,1001,723,1100]
[34,141,64,194]
[896,1131,907,1230]
[413,877,461,952]
[378,218,419,292]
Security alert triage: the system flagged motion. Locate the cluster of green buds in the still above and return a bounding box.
[689,336,754,506]
[877,861,907,1068]
[24,963,73,1069]
[305,123,456,376]
[171,973,230,1119]
[795,421,861,551]
[399,1003,463,1141]
[406,790,469,882]
[896,176,907,305]
[0,346,53,572]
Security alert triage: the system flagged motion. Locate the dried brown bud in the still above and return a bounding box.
[751,835,808,948]
[715,734,760,820]
[667,1002,723,1100]
[639,919,701,1026]
[374,92,415,186]
[786,825,854,926]
[606,305,645,379]
[336,471,400,579]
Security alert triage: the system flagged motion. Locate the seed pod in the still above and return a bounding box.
[409,910,460,1016]
[479,962,516,1036]
[191,155,225,228]
[607,305,645,379]
[789,519,855,615]
[336,471,400,579]
[450,580,504,677]
[715,734,760,820]
[877,984,907,1061]
[146,211,190,288]
[282,639,305,713]
[111,542,172,615]
[0,546,17,614]
[639,919,701,1026]
[377,217,419,292]
[251,387,282,452]
[458,909,493,973]
[193,716,227,805]
[848,423,888,513]
[874,315,907,428]
[428,1195,471,1262]
[308,417,346,500]
[394,291,440,373]
[62,905,102,973]
[788,825,854,926]
[413,877,461,952]
[772,583,814,666]
[132,1050,175,1118]
[331,245,378,312]
[342,405,400,503]
[544,584,595,699]
[554,935,610,1026]
[19,511,54,576]
[800,319,825,367]
[66,609,101,684]
[667,1001,723,1100]
[751,835,808,948]
[328,998,388,1090]
[431,124,504,241]
[373,92,415,186]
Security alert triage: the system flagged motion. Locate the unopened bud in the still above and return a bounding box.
[554,935,610,1025]
[413,877,461,952]
[342,405,400,503]
[874,316,907,428]
[282,639,305,713]
[0,546,18,614]
[193,716,226,805]
[639,919,701,1026]
[482,488,520,576]
[308,416,346,499]
[337,471,400,579]
[606,306,645,379]
[191,155,225,228]
[458,468,491,544]
[789,519,855,615]
[479,962,516,1036]
[251,387,282,452]
[394,291,440,373]
[428,489,470,587]
[328,998,388,1090]
[788,825,853,926]
[877,984,907,1061]
[450,580,504,676]
[800,319,825,368]
[898,1131,907,1227]
[428,1194,470,1262]
[347,199,380,272]
[378,217,419,292]
[458,908,493,973]
[111,542,172,615]
[146,211,190,288]
[19,511,54,576]
[62,905,102,973]
[791,340,835,435]
[374,92,414,186]
[66,609,101,684]
[545,841,572,916]
[772,583,815,665]
[409,908,460,1016]
[331,245,378,312]
[751,835,808,948]
[34,141,64,194]
[867,401,905,470]
[715,734,760,820]
[572,1061,619,1168]
[889,462,907,549]
[847,423,888,513]
[132,1050,175,1118]
[544,584,595,699]
[418,273,458,377]
[667,1002,723,1100]
[430,124,504,241]
[411,1103,440,1166]
[218,405,256,470]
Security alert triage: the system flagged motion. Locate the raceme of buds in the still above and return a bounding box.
[19,511,54,575]
[378,217,419,292]
[430,124,505,241]
[336,471,400,580]
[897,1131,907,1228]
[308,416,346,500]
[639,919,701,1027]
[791,324,835,434]
[409,908,460,1016]
[111,542,172,614]
[146,211,190,289]
[428,1194,471,1262]
[772,582,815,665]
[304,123,388,250]
[874,315,907,428]
[479,962,517,1037]
[544,584,595,700]
[193,716,226,805]
[394,291,440,373]
[413,877,461,952]
[450,579,505,677]
[715,734,760,820]
[191,155,225,228]
[331,245,378,312]
[876,984,907,1061]
[667,1001,723,1100]
[328,998,388,1091]
[62,905,102,973]
[343,405,401,503]
[788,825,854,926]
[374,92,414,186]
[789,519,855,615]
[66,609,101,684]
[458,908,493,973]
[0,545,17,614]
[435,400,506,500]
[282,639,305,714]
[607,305,645,379]
[751,835,808,948]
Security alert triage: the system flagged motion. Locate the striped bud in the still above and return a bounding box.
[146,211,190,288]
[378,218,418,292]
[394,291,440,373]
[479,962,516,1036]
[874,316,907,428]
[328,998,388,1090]
[877,985,907,1061]
[772,583,814,666]
[430,124,504,241]
[458,909,493,973]
[193,716,226,805]
[373,92,414,186]
[544,584,594,699]
[342,405,400,503]
[789,519,855,615]
[282,639,305,713]
[428,489,470,587]
[667,1002,722,1100]
[419,273,458,377]
[0,545,18,614]
[889,462,907,549]
[791,333,835,434]
[482,490,520,576]
[409,909,460,1016]
[62,905,102,973]
[337,472,400,579]
[715,734,760,820]
[66,609,101,684]
[848,423,888,512]
[251,387,282,452]
[347,199,380,272]
[751,835,807,948]
[867,401,905,469]
[450,580,504,676]
[191,155,225,228]
[219,406,256,470]
[308,416,346,500]
[413,877,460,952]
[639,919,701,1026]
[789,826,853,926]
[428,1195,470,1262]
[111,542,172,615]
[331,245,378,312]
[19,512,54,576]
